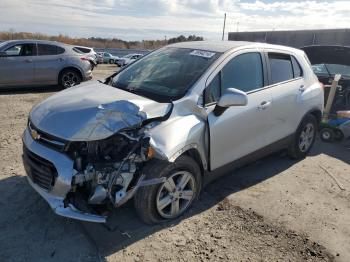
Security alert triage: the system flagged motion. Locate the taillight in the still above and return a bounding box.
[80,57,90,61]
[319,81,324,90]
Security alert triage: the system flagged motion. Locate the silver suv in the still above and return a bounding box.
[0,40,93,88]
[22,41,323,224]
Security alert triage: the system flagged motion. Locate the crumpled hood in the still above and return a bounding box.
[30,81,170,141]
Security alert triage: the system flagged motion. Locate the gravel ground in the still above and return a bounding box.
[0,64,349,261]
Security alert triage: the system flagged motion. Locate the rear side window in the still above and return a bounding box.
[38,44,63,55]
[291,56,303,77]
[222,52,264,93]
[268,53,294,84]
[57,46,65,54]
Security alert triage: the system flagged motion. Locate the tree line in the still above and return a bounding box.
[0,30,203,50]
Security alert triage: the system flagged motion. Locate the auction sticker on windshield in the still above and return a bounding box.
[190,50,216,59]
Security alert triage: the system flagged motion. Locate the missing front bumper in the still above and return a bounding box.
[27,176,107,223]
[22,127,167,223]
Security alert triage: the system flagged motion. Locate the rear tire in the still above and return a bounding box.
[58,69,82,88]
[288,114,317,159]
[109,59,114,64]
[134,155,202,224]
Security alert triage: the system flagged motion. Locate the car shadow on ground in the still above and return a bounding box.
[79,149,300,260]
[1,140,347,261]
[0,85,61,95]
[80,139,349,260]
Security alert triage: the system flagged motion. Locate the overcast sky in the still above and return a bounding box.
[0,0,349,41]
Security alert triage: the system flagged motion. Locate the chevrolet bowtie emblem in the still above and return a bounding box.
[30,129,40,140]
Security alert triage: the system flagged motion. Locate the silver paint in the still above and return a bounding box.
[23,41,324,223]
[30,81,170,141]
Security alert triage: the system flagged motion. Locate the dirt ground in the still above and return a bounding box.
[0,64,349,262]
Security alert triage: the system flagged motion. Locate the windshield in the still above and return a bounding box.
[111,47,221,102]
[0,41,8,49]
[312,64,329,75]
[312,63,350,77]
[325,64,350,77]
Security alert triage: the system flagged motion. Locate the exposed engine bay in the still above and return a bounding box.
[60,104,173,217]
[67,130,149,209]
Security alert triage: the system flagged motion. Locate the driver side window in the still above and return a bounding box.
[204,52,264,106]
[4,44,36,56]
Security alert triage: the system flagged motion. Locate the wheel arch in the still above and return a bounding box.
[180,148,206,178]
[309,108,322,126]
[296,108,322,132]
[58,66,83,83]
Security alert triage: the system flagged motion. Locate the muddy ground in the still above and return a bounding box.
[0,64,349,261]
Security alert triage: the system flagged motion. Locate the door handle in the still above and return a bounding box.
[299,85,305,92]
[24,59,32,63]
[257,101,271,111]
[58,58,64,62]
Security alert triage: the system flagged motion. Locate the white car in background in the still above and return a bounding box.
[98,52,119,64]
[73,46,98,64]
[116,53,143,66]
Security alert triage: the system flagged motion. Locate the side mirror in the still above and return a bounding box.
[213,88,248,116]
[0,51,7,57]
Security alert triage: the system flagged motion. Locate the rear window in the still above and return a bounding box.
[269,53,294,84]
[75,47,90,53]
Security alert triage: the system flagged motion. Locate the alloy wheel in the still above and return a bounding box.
[62,71,79,88]
[298,123,315,152]
[156,171,196,219]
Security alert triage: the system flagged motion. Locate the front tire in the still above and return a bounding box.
[109,59,114,64]
[288,114,317,159]
[134,155,202,224]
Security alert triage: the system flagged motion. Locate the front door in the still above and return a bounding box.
[206,52,274,170]
[0,43,36,86]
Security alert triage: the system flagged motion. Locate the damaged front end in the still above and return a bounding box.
[23,97,173,223]
[67,130,157,211]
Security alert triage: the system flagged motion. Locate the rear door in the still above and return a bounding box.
[34,44,66,84]
[0,43,36,86]
[265,51,305,141]
[207,51,274,170]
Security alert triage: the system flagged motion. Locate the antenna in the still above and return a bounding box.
[222,13,226,41]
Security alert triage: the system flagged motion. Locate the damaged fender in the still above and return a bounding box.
[146,114,208,169]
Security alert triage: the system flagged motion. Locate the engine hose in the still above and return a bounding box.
[106,141,141,200]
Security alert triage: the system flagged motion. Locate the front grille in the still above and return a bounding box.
[23,146,57,191]
[28,121,66,151]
